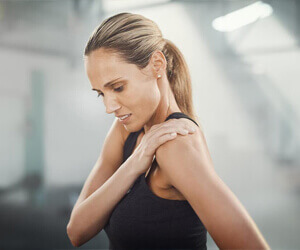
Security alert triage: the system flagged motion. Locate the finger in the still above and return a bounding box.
[157,132,177,145]
[177,129,189,135]
[168,119,196,133]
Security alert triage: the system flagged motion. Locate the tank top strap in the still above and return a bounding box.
[165,112,199,127]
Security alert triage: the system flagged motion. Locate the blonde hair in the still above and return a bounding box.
[84,12,201,126]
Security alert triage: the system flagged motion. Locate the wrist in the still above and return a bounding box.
[125,151,144,178]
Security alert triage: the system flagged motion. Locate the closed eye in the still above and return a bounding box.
[97,86,124,98]
[114,86,123,92]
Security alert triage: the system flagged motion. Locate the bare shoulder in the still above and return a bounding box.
[160,119,209,156]
[155,124,214,186]
[155,121,270,249]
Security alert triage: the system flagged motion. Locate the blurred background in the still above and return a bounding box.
[0,0,299,249]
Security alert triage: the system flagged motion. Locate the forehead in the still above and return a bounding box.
[85,49,129,81]
[84,48,145,89]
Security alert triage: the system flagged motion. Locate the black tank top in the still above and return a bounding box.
[104,112,207,249]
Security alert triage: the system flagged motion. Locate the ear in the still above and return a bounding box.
[149,50,167,78]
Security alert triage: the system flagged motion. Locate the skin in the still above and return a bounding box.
[84,48,181,133]
[84,47,270,249]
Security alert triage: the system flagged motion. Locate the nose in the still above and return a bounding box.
[104,96,121,114]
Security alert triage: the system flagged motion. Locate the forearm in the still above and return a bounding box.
[67,153,142,247]
[203,175,270,249]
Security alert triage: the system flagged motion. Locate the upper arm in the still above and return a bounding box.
[155,131,269,249]
[72,118,130,210]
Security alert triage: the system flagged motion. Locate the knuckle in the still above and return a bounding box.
[167,119,176,125]
[158,136,164,145]
[150,125,157,131]
[162,124,169,129]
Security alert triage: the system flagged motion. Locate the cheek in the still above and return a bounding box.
[135,83,161,112]
[124,83,161,131]
[147,87,161,107]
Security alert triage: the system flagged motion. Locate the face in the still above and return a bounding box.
[85,48,161,132]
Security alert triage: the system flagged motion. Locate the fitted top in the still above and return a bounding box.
[103,112,207,249]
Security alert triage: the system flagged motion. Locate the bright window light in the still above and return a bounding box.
[103,0,170,13]
[212,1,273,32]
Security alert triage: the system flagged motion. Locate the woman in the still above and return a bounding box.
[67,12,270,249]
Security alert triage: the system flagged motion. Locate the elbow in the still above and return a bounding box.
[66,222,84,247]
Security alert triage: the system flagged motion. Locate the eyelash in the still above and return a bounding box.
[97,86,124,98]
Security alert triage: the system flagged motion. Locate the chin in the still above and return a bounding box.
[123,124,143,133]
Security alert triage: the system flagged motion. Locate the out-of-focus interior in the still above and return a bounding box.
[0,0,299,249]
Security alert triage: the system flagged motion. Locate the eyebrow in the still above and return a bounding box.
[92,77,124,92]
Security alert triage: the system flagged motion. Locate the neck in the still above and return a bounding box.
[143,85,181,134]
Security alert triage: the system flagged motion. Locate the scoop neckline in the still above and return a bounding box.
[139,173,189,204]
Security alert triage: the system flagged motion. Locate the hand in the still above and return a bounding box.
[133,118,197,175]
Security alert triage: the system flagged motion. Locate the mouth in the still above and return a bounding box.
[118,113,132,123]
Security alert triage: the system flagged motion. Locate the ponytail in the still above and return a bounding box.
[162,39,201,127]
[84,12,202,130]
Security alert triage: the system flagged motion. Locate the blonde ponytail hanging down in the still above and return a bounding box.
[161,38,200,125]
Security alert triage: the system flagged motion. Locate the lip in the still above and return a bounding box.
[116,113,131,118]
[118,113,132,124]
